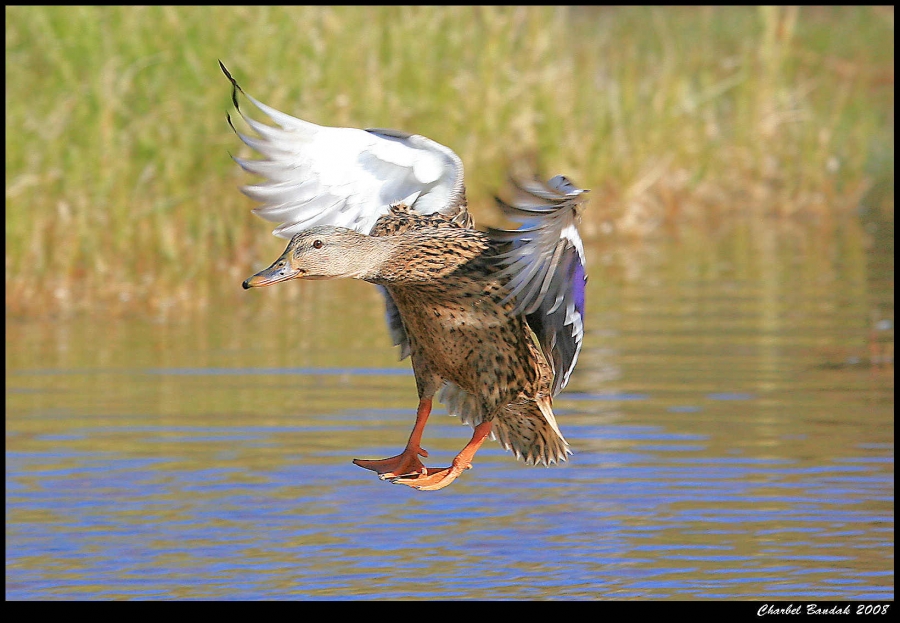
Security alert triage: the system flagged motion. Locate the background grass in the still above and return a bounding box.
[5,6,894,318]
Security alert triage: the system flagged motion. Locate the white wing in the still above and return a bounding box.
[488,175,589,396]
[221,62,466,238]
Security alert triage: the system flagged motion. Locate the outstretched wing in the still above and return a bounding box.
[221,62,466,238]
[488,175,588,396]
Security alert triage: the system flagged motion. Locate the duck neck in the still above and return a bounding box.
[342,234,397,281]
[367,229,483,285]
[360,235,414,284]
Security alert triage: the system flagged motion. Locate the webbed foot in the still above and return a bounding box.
[390,463,471,491]
[353,446,429,480]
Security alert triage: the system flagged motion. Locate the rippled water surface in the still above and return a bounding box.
[6,223,893,599]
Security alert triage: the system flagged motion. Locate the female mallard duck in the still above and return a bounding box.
[222,63,588,490]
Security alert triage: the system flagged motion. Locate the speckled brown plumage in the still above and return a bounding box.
[366,203,570,468]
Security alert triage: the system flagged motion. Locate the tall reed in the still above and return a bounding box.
[5,6,893,317]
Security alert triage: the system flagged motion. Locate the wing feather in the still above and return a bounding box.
[488,175,589,396]
[220,61,466,239]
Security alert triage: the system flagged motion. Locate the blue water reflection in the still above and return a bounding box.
[6,391,894,599]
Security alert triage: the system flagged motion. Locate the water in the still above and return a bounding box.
[6,219,893,599]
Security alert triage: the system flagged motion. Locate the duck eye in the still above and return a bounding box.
[313,240,323,249]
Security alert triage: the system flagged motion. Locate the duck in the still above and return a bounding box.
[222,62,588,490]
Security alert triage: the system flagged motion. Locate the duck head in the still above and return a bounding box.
[242,226,389,289]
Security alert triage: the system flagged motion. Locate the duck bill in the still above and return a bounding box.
[242,258,303,289]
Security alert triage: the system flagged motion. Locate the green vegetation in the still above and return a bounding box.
[5,6,894,318]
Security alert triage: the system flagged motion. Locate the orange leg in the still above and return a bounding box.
[392,420,493,491]
[353,398,432,479]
